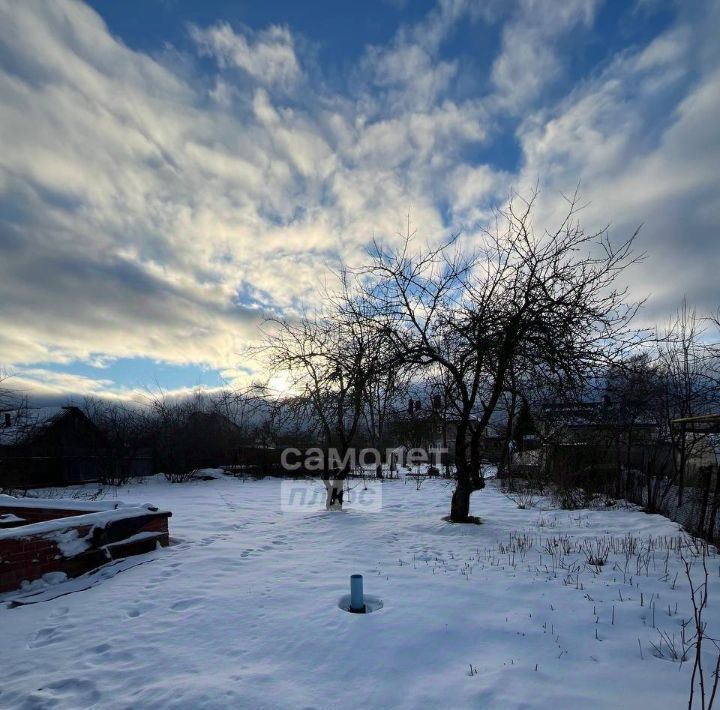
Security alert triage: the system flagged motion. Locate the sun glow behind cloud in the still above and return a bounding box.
[267,373,297,399]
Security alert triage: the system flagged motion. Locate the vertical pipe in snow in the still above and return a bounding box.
[350,574,365,613]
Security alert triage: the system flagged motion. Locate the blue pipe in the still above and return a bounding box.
[350,574,365,613]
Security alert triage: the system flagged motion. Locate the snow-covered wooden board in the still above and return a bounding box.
[5,556,157,607]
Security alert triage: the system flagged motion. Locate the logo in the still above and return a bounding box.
[281,478,383,512]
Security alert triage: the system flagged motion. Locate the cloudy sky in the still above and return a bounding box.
[0,0,718,401]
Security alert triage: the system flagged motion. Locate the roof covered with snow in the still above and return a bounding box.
[0,406,72,446]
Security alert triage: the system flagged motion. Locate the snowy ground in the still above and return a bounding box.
[1,474,717,709]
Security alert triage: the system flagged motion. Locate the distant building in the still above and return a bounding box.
[672,414,720,483]
[536,400,674,480]
[0,406,108,488]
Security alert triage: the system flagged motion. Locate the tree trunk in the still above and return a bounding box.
[324,477,344,510]
[498,391,517,477]
[449,420,485,522]
[470,426,483,486]
[450,479,473,521]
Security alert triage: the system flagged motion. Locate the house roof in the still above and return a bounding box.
[672,414,720,433]
[541,401,657,430]
[0,406,75,446]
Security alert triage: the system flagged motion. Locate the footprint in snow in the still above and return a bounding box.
[29,678,101,706]
[47,605,70,620]
[89,643,112,654]
[170,598,203,612]
[145,568,178,587]
[126,601,154,618]
[28,626,66,649]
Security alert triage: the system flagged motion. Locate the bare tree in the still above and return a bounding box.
[0,372,32,448]
[0,370,15,412]
[261,279,394,509]
[356,190,642,521]
[680,541,720,710]
[82,398,155,485]
[362,351,409,451]
[657,303,720,506]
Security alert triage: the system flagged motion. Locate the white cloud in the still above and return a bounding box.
[189,22,301,88]
[515,7,720,319]
[0,0,471,394]
[491,0,600,112]
[0,0,717,398]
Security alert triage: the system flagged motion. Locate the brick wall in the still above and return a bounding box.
[0,509,170,593]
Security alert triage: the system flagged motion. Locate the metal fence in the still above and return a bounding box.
[621,468,720,542]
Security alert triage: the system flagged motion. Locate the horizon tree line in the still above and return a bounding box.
[1,190,719,524]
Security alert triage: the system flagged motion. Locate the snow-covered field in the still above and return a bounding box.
[1,475,717,709]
